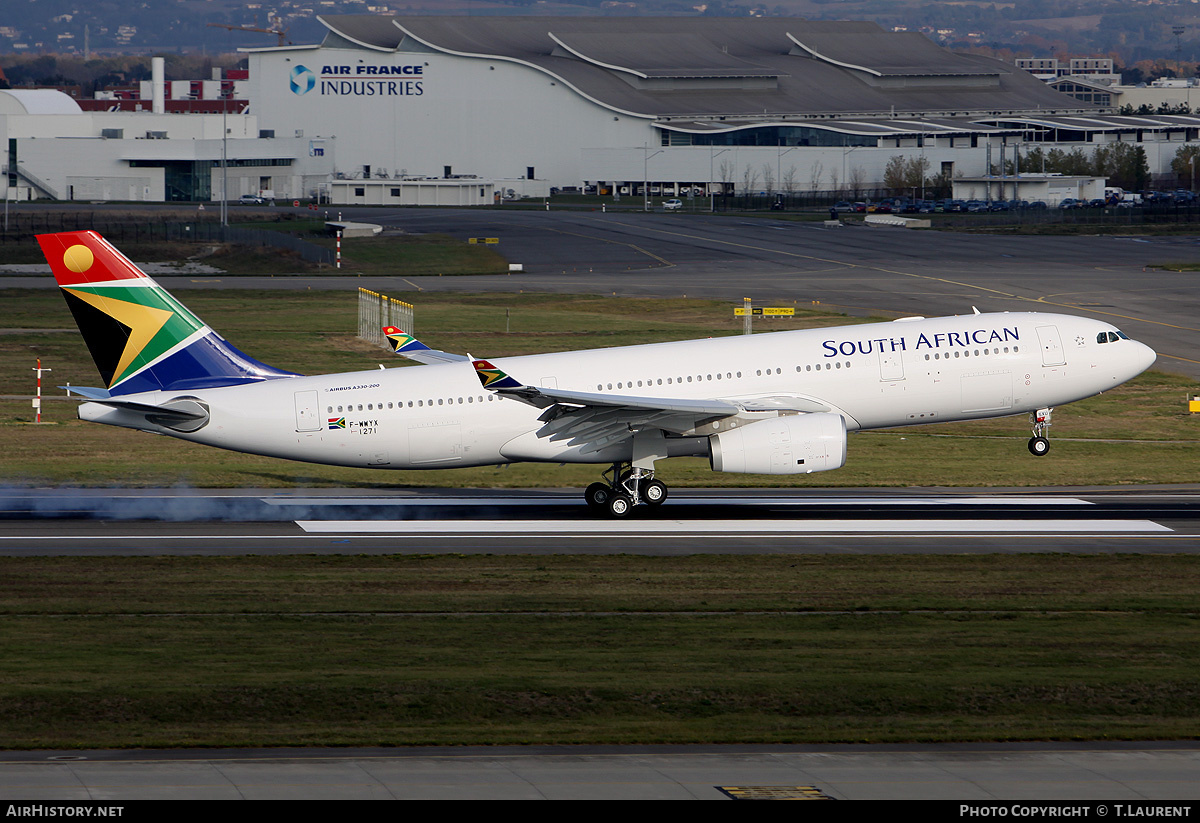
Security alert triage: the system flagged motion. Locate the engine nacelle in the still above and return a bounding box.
[709,413,847,475]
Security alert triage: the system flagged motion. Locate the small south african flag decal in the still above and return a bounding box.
[327,417,346,430]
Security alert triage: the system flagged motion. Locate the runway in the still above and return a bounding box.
[3,742,1198,801]
[2,487,1198,555]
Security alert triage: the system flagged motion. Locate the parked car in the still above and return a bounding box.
[239,194,265,205]
[663,198,683,211]
[832,201,854,213]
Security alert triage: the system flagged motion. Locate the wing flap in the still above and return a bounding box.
[738,395,831,413]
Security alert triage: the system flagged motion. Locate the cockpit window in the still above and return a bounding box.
[1097,332,1108,344]
[1108,332,1120,343]
[1116,330,1130,339]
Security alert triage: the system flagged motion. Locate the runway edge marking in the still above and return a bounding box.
[294,519,1173,535]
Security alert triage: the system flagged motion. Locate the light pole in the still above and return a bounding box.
[777,144,798,201]
[710,146,729,212]
[643,144,663,212]
[220,95,228,228]
[842,142,865,199]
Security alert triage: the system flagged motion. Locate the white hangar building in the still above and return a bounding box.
[245,15,1137,199]
[0,84,334,204]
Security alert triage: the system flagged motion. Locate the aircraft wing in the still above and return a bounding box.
[383,327,470,365]
[470,358,828,454]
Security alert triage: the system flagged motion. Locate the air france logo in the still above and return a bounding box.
[290,65,316,95]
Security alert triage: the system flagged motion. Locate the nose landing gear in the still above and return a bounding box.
[584,462,668,517]
[1028,407,1052,456]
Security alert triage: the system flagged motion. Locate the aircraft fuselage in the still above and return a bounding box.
[80,311,1155,471]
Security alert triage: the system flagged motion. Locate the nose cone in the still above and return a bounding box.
[1132,341,1157,376]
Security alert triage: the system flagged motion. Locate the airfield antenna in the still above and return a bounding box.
[32,359,50,424]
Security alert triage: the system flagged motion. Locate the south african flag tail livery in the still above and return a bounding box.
[38,230,297,398]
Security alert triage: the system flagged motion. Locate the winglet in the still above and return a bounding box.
[382,327,469,364]
[383,326,430,355]
[471,358,525,390]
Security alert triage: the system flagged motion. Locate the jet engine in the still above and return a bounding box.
[709,413,846,475]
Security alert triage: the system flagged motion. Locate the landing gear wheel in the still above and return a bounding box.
[641,479,668,506]
[585,482,612,510]
[1028,436,1050,456]
[607,493,634,518]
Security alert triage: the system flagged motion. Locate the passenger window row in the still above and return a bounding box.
[924,346,1017,360]
[598,372,742,391]
[328,395,496,414]
[593,362,855,392]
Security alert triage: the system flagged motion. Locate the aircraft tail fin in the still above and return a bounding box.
[37,230,298,395]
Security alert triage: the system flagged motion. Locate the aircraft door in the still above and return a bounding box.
[408,420,463,465]
[878,350,905,381]
[294,390,321,432]
[1035,325,1066,366]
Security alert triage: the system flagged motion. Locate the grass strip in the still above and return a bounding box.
[3,289,1197,487]
[1,555,1198,748]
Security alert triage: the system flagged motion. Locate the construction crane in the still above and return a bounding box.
[207,16,289,47]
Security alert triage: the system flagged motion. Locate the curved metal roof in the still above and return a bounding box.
[0,90,84,115]
[312,15,1093,120]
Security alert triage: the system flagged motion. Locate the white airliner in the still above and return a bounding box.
[39,230,1156,516]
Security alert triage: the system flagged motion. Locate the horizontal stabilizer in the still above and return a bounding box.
[61,385,112,400]
[80,396,210,433]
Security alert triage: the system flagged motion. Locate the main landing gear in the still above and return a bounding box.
[1028,407,1052,456]
[584,462,668,517]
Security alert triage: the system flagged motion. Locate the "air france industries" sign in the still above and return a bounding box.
[290,64,424,97]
